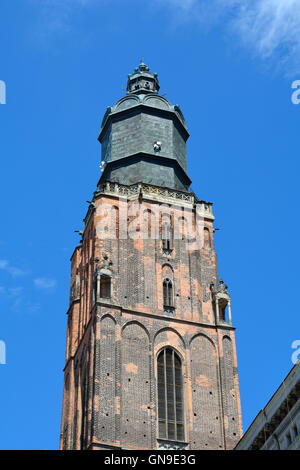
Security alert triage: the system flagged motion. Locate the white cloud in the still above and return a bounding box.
[0,285,24,299]
[0,286,25,312]
[0,284,41,313]
[30,0,99,36]
[156,0,300,73]
[0,259,27,277]
[8,287,24,297]
[34,277,56,289]
[26,302,41,314]
[228,1,300,64]
[0,260,8,269]
[28,0,300,72]
[161,0,197,10]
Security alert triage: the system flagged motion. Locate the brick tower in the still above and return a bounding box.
[60,63,243,450]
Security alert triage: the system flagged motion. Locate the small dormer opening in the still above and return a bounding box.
[219,299,228,322]
[211,280,232,325]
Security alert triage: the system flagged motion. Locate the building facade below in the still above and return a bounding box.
[236,362,300,450]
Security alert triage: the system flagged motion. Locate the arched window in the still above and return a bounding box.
[163,278,174,307]
[157,348,185,442]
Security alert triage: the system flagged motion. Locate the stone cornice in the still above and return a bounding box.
[80,180,215,237]
[95,300,235,331]
[94,180,214,215]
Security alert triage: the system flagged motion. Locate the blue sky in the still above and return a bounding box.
[0,0,300,450]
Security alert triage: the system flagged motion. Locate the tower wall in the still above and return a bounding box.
[60,184,243,450]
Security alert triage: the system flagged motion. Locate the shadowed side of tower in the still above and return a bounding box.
[60,63,243,450]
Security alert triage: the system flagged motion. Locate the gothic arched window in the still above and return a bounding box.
[163,278,174,307]
[157,348,185,442]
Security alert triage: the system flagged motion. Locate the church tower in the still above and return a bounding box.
[60,63,243,450]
